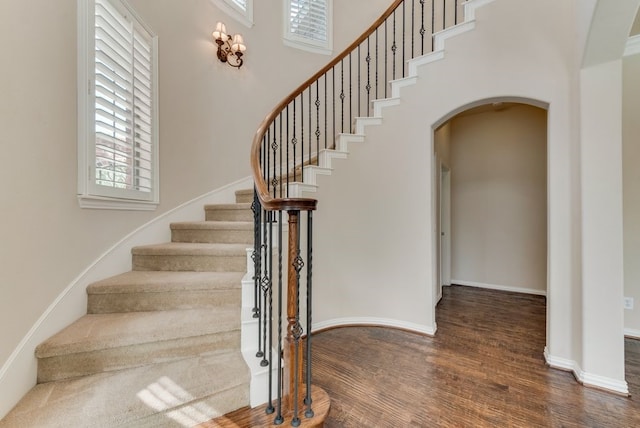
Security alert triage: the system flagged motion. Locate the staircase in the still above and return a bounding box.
[0,193,254,427]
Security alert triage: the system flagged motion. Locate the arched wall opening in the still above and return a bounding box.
[431,98,549,351]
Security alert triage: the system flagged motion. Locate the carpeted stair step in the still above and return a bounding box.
[0,350,249,427]
[170,221,253,244]
[234,189,254,204]
[87,271,243,314]
[35,307,240,383]
[132,242,247,272]
[205,203,252,222]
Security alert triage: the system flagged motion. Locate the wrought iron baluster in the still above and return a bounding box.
[324,73,327,151]
[316,81,320,160]
[274,210,284,425]
[431,0,435,51]
[366,37,371,116]
[301,92,305,182]
[384,19,388,98]
[304,211,314,418]
[340,59,344,133]
[420,0,426,55]
[332,67,336,142]
[455,0,458,24]
[292,99,297,183]
[357,45,361,118]
[286,105,290,196]
[375,28,379,100]
[411,0,415,59]
[443,0,446,31]
[402,0,406,77]
[392,10,397,81]
[349,52,352,132]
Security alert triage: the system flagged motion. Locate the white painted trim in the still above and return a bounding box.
[581,372,629,395]
[624,328,640,339]
[312,317,437,336]
[624,34,640,57]
[451,279,547,296]
[0,176,253,418]
[544,347,629,395]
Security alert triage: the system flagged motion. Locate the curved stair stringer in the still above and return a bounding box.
[286,0,495,199]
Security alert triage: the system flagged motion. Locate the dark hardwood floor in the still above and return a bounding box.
[311,285,640,427]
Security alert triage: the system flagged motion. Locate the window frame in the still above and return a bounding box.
[283,0,333,55]
[77,0,159,210]
[210,0,254,28]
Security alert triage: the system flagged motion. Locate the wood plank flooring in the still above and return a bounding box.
[311,285,640,427]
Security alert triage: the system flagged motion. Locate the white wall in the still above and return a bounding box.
[449,104,547,295]
[623,52,640,336]
[310,0,631,393]
[0,0,390,417]
[311,0,577,342]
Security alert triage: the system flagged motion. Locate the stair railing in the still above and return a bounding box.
[250,0,463,425]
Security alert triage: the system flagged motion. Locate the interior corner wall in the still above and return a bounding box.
[448,104,548,294]
[623,53,640,335]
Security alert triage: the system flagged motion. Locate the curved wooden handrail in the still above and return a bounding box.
[250,0,405,212]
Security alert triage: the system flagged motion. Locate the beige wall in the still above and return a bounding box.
[623,53,640,335]
[448,104,548,294]
[0,0,390,416]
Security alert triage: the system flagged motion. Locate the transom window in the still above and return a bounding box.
[284,0,332,54]
[211,0,254,28]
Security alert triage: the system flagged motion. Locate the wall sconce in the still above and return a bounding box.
[212,22,246,69]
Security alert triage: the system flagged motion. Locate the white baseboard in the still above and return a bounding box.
[544,347,629,395]
[312,317,436,336]
[451,279,546,296]
[624,328,640,339]
[0,176,253,419]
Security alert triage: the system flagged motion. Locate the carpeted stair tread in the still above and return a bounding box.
[234,189,254,204]
[204,203,252,222]
[203,203,251,210]
[170,221,253,231]
[131,242,248,256]
[87,271,243,295]
[0,351,249,427]
[36,308,239,358]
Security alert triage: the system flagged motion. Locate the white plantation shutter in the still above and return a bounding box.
[230,0,246,11]
[210,0,254,28]
[78,0,158,209]
[94,0,153,194]
[284,0,332,54]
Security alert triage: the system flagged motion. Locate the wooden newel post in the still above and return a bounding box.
[285,210,304,415]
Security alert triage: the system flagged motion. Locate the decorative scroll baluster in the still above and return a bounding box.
[392,10,397,80]
[366,37,371,115]
[316,82,320,159]
[420,0,425,55]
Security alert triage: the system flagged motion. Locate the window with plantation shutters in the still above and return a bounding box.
[284,0,332,54]
[78,0,159,209]
[210,0,254,28]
